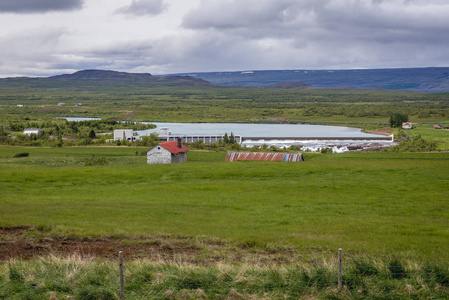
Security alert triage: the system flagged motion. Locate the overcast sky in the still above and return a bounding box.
[1,0,448,77]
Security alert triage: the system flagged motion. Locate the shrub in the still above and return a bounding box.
[424,264,449,287]
[230,143,241,151]
[289,145,301,151]
[390,135,438,152]
[13,152,29,158]
[353,260,379,276]
[389,113,409,128]
[388,259,407,279]
[8,264,24,283]
[321,147,332,154]
[191,140,206,149]
[88,129,96,139]
[83,157,109,166]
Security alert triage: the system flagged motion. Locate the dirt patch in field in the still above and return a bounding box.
[0,228,199,261]
[366,128,392,136]
[0,227,297,264]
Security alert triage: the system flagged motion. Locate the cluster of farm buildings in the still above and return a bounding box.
[111,129,304,165]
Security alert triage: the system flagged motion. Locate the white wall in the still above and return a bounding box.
[23,129,42,135]
[147,146,172,164]
[114,129,134,141]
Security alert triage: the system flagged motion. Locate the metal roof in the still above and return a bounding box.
[158,140,189,154]
[225,152,304,162]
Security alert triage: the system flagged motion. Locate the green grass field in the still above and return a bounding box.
[1,146,448,260]
[2,77,449,298]
[395,123,449,150]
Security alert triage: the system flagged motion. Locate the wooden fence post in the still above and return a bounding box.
[338,248,342,290]
[119,251,125,300]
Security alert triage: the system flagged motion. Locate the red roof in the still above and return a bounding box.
[159,141,189,154]
[225,152,304,162]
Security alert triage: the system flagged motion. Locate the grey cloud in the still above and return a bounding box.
[183,0,316,31]
[117,0,167,16]
[0,27,68,57]
[181,0,449,69]
[0,0,83,13]
[182,0,449,40]
[3,0,449,77]
[0,27,98,77]
[72,32,268,74]
[182,0,323,43]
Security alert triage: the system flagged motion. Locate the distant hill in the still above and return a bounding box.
[0,70,212,90]
[2,68,449,93]
[49,70,155,82]
[264,82,312,89]
[174,67,449,93]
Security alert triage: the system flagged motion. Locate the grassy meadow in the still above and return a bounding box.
[1,85,448,126]
[1,77,449,298]
[1,146,448,259]
[1,146,449,298]
[393,123,449,150]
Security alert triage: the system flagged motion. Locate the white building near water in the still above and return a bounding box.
[113,129,141,141]
[23,128,42,135]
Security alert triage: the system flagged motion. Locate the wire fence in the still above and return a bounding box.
[2,248,449,299]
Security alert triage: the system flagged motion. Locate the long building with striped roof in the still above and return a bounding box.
[225,152,304,162]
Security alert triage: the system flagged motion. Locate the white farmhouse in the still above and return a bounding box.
[147,139,189,164]
[114,129,141,141]
[23,128,42,135]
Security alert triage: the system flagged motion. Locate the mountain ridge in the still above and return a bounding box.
[0,69,212,90]
[1,67,449,93]
[174,67,449,93]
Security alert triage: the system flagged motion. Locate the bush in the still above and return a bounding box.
[8,265,24,283]
[321,147,332,154]
[388,259,407,279]
[424,264,449,287]
[389,113,409,128]
[191,140,206,149]
[390,135,438,152]
[13,152,29,158]
[395,129,407,139]
[353,260,379,276]
[83,157,109,166]
[88,129,96,139]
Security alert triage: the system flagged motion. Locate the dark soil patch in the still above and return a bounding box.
[0,227,298,264]
[0,227,199,261]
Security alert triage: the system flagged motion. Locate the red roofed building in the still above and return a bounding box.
[147,138,189,164]
[402,122,413,130]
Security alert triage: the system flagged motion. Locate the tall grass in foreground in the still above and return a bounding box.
[1,255,449,299]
